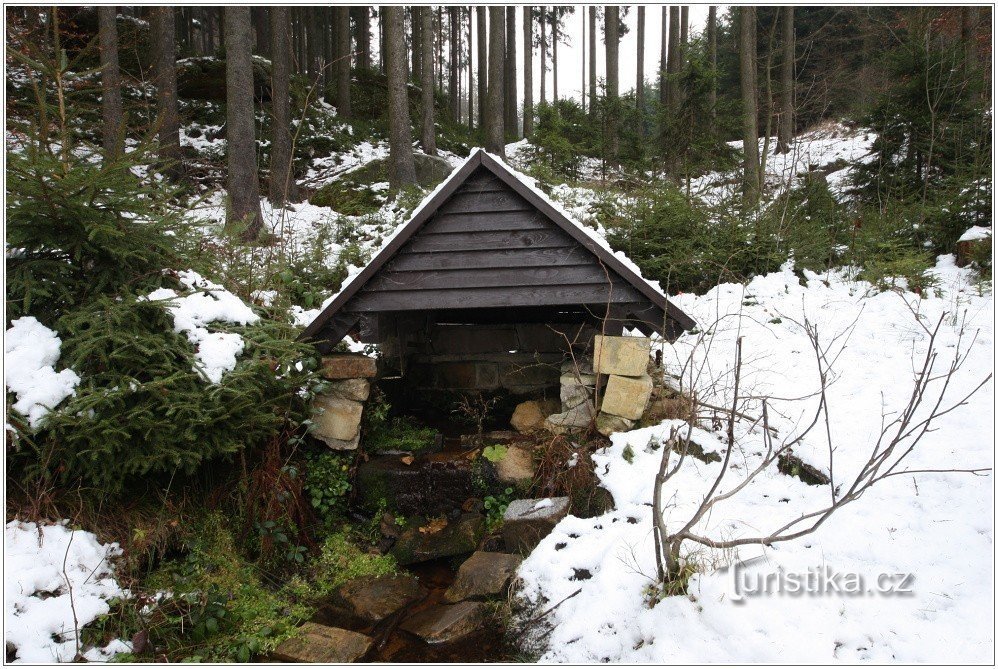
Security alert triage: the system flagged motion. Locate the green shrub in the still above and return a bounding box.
[301,531,397,597]
[304,450,353,527]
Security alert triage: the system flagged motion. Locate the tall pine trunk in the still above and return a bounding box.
[269,7,297,205]
[505,6,517,138]
[420,7,437,155]
[224,7,264,239]
[477,7,488,134]
[153,7,181,180]
[539,9,546,105]
[739,6,760,207]
[659,6,668,106]
[98,6,123,158]
[449,7,459,121]
[485,7,505,156]
[636,6,645,115]
[589,7,597,116]
[467,8,474,131]
[385,7,416,189]
[708,6,717,125]
[523,6,534,136]
[666,6,680,112]
[605,6,619,162]
[335,7,352,117]
[552,14,558,103]
[357,8,371,70]
[776,6,794,154]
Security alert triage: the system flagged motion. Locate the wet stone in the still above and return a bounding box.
[390,513,485,565]
[271,623,373,663]
[331,574,426,625]
[399,601,489,645]
[502,497,571,554]
[444,551,523,603]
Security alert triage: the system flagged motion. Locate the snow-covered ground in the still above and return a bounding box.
[517,256,993,663]
[5,521,129,663]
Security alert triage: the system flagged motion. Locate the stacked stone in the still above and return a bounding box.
[311,354,377,450]
[543,358,604,434]
[592,335,655,436]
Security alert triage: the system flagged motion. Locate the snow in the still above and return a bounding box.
[534,498,554,511]
[145,270,260,383]
[5,521,128,664]
[4,317,80,429]
[958,225,993,242]
[516,256,993,663]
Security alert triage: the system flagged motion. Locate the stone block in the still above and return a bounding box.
[444,552,523,603]
[493,444,535,486]
[502,497,570,553]
[596,411,635,437]
[326,378,371,402]
[331,574,426,625]
[510,399,560,434]
[559,373,595,409]
[600,374,654,421]
[593,335,651,377]
[499,361,560,388]
[399,601,488,644]
[271,623,372,663]
[312,395,364,445]
[321,354,377,379]
[543,402,595,435]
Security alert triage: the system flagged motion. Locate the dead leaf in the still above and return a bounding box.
[400,455,414,466]
[418,517,448,535]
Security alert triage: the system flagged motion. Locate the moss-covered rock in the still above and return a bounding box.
[389,514,485,565]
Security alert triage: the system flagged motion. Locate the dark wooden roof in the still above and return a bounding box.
[299,149,696,345]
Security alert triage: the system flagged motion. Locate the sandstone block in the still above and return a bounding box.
[444,551,523,603]
[593,335,651,377]
[600,374,654,420]
[493,445,535,486]
[312,395,364,445]
[271,623,372,663]
[399,601,488,644]
[326,378,371,402]
[596,411,635,436]
[510,399,559,433]
[502,497,570,553]
[321,354,377,379]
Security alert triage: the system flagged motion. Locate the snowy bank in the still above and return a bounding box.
[4,521,128,663]
[517,256,993,663]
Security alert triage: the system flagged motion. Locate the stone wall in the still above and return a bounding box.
[311,353,377,450]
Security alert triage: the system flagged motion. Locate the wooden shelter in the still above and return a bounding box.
[301,149,695,395]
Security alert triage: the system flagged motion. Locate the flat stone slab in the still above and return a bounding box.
[390,513,484,565]
[593,335,651,377]
[399,601,488,644]
[335,574,426,625]
[502,497,570,554]
[325,377,371,402]
[596,411,635,436]
[271,623,373,663]
[600,374,654,420]
[444,551,523,603]
[321,354,377,379]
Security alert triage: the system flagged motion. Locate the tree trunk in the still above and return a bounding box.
[776,6,794,154]
[552,14,559,103]
[448,7,459,121]
[739,6,760,207]
[379,8,387,73]
[523,6,534,136]
[467,7,474,131]
[98,6,124,158]
[152,7,181,180]
[505,6,517,138]
[605,5,619,162]
[581,9,586,113]
[666,6,680,112]
[589,7,597,116]
[708,6,717,125]
[411,7,422,84]
[420,7,437,156]
[636,6,645,115]
[357,7,371,70]
[486,7,506,156]
[659,6,668,106]
[334,7,351,117]
[224,7,264,239]
[477,7,488,134]
[251,7,270,58]
[384,7,415,190]
[539,9,546,105]
[269,7,298,205]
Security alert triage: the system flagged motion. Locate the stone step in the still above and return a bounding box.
[399,601,489,644]
[271,623,373,663]
[443,551,523,603]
